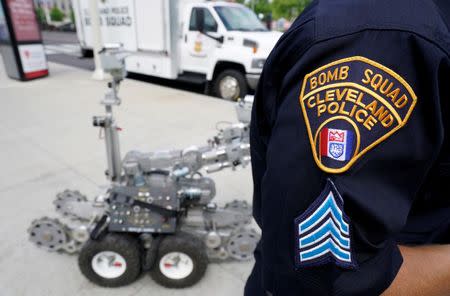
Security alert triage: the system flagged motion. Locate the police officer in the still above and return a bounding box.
[245,0,450,295]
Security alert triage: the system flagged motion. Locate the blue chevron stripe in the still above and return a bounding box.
[300,238,351,262]
[295,179,357,269]
[299,193,349,234]
[299,219,350,248]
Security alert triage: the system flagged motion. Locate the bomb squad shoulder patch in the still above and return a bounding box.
[299,56,417,174]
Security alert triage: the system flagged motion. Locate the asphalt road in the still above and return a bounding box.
[42,30,79,44]
[42,31,206,95]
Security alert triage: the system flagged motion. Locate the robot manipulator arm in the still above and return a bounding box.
[121,97,253,178]
[201,141,251,173]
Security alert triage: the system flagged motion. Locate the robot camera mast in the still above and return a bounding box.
[92,44,130,182]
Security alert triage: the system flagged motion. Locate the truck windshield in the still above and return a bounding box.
[214,6,268,32]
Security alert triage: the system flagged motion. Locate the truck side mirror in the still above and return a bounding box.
[195,8,205,33]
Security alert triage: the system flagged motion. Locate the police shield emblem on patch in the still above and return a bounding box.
[320,128,354,161]
[299,56,417,173]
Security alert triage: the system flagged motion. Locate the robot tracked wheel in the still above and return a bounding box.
[28,217,68,252]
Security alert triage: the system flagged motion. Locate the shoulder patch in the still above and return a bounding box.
[299,56,417,173]
[295,179,357,269]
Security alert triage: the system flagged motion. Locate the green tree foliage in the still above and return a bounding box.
[35,7,46,25]
[270,0,312,20]
[239,0,312,20]
[49,6,65,22]
[253,0,272,15]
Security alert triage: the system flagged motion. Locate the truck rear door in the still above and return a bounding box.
[135,0,167,52]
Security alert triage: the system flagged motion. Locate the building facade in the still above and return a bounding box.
[34,0,72,16]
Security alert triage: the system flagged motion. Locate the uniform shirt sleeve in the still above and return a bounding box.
[398,55,450,245]
[251,21,450,295]
[250,69,268,229]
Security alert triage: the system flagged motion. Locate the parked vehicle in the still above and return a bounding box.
[71,0,282,100]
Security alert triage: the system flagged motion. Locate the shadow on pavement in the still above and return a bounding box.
[127,72,206,96]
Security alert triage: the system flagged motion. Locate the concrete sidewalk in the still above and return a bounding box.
[0,59,254,296]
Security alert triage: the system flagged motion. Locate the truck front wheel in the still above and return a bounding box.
[213,69,248,101]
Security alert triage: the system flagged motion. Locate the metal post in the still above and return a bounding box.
[103,104,122,182]
[88,0,105,80]
[44,3,51,24]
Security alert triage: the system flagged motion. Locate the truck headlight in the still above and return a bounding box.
[251,58,266,69]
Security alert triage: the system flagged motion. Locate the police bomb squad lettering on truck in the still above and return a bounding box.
[299,56,417,174]
[71,0,283,100]
[82,6,132,27]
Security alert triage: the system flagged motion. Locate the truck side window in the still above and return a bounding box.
[189,8,218,32]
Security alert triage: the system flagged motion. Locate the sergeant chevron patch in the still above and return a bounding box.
[294,179,357,269]
[299,56,417,173]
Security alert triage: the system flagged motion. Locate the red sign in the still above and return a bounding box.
[7,0,40,41]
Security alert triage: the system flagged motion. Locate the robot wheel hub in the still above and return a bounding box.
[91,251,127,279]
[159,252,194,280]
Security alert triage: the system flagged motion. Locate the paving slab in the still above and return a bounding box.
[0,58,255,296]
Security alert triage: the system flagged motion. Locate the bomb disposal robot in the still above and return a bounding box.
[28,46,258,288]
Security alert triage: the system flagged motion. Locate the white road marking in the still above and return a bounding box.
[44,43,81,56]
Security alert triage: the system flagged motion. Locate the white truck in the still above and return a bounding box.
[71,0,282,100]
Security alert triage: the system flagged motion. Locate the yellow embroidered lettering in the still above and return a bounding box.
[373,105,389,121]
[328,102,339,114]
[336,88,348,101]
[365,100,378,114]
[317,93,325,105]
[339,66,349,80]
[338,102,350,116]
[346,88,358,102]
[363,115,377,130]
[327,68,339,82]
[370,74,384,91]
[349,104,358,117]
[355,92,366,108]
[394,94,408,108]
[318,72,327,85]
[307,96,316,108]
[362,69,373,84]
[379,80,394,95]
[386,88,400,101]
[310,76,318,90]
[381,114,394,128]
[325,90,335,102]
[317,104,327,117]
[355,109,368,123]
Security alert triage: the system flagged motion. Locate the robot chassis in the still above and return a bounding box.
[28,46,258,288]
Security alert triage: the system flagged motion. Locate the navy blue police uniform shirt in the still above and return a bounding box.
[245,0,450,295]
